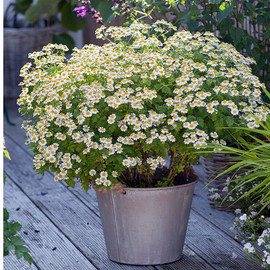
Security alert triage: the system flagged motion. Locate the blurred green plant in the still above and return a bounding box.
[108,0,270,92]
[4,0,87,50]
[3,140,32,265]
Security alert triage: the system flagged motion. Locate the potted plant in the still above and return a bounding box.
[4,0,86,98]
[204,111,270,269]
[78,0,270,210]
[17,21,269,265]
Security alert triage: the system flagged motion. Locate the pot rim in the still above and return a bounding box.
[122,175,198,192]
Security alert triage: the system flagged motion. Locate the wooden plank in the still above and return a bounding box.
[4,253,39,270]
[4,135,263,270]
[191,165,235,235]
[155,246,217,270]
[4,135,156,270]
[4,178,97,270]
[185,213,262,270]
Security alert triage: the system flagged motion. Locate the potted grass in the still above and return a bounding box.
[17,20,269,265]
[203,111,270,269]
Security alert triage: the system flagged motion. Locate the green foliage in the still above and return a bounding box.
[111,0,270,90]
[5,0,86,48]
[3,142,32,264]
[24,0,61,24]
[4,149,11,160]
[4,208,32,264]
[91,0,114,25]
[156,178,174,187]
[13,0,33,15]
[206,113,270,213]
[60,2,86,31]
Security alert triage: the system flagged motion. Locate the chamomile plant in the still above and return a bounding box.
[18,20,269,191]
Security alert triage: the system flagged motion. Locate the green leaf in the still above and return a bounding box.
[217,17,234,33]
[4,149,11,160]
[15,248,24,259]
[217,2,233,24]
[11,222,22,232]
[61,3,86,31]
[15,245,30,254]
[11,236,25,246]
[236,13,244,25]
[23,252,32,265]
[187,20,199,32]
[264,23,270,39]
[25,0,61,24]
[91,0,114,25]
[52,33,75,52]
[244,1,255,13]
[202,11,215,24]
[81,178,90,192]
[257,14,266,25]
[4,208,9,222]
[194,52,204,62]
[196,117,205,128]
[175,10,192,22]
[190,4,200,16]
[4,240,15,252]
[14,0,33,14]
[229,27,245,47]
[65,178,76,188]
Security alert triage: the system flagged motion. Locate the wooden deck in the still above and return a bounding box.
[4,99,262,270]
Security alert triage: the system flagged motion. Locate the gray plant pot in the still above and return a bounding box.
[96,176,198,265]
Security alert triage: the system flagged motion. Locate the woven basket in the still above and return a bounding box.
[200,153,239,211]
[4,24,64,99]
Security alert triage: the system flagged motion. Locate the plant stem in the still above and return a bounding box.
[168,150,176,182]
[128,168,133,182]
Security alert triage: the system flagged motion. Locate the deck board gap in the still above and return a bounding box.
[185,244,218,270]
[191,207,237,242]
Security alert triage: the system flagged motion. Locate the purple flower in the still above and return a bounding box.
[73,6,89,17]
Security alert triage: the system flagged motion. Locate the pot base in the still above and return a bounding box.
[109,255,183,266]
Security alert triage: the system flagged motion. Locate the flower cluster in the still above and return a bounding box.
[74,0,104,23]
[209,173,270,269]
[18,21,269,191]
[235,209,270,269]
